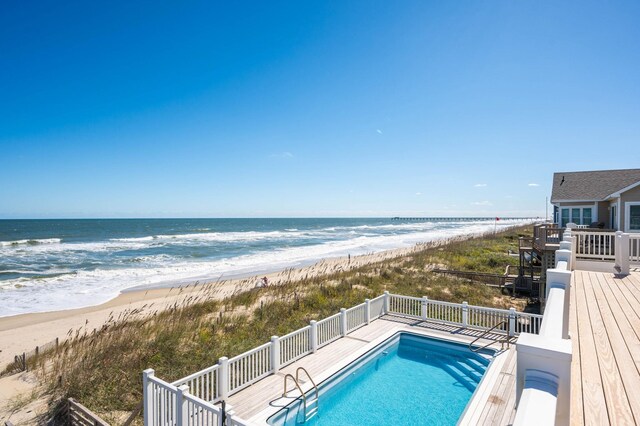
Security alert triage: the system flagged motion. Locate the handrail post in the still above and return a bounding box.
[421,296,428,321]
[219,357,229,401]
[142,368,154,426]
[509,308,516,337]
[364,299,371,325]
[271,336,280,373]
[340,308,347,336]
[462,302,469,327]
[176,385,189,426]
[310,321,318,353]
[383,291,390,314]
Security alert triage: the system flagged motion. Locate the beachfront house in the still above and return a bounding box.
[550,168,640,232]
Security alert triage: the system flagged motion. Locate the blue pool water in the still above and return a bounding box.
[268,333,491,426]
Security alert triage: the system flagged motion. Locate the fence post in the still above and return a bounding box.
[271,336,280,373]
[219,357,229,401]
[310,320,318,353]
[364,299,371,325]
[383,291,390,314]
[616,233,630,275]
[176,385,189,426]
[462,302,469,327]
[142,368,154,426]
[421,296,428,321]
[340,308,347,336]
[509,308,516,337]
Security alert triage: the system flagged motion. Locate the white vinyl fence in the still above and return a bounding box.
[144,292,542,425]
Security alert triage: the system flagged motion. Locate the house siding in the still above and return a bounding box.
[620,185,640,232]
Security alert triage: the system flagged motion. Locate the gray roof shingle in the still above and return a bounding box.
[551,168,640,202]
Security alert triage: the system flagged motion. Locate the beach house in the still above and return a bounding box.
[550,168,640,232]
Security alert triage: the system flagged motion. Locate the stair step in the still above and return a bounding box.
[454,361,482,383]
[464,357,488,374]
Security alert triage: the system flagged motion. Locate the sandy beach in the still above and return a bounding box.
[0,245,422,368]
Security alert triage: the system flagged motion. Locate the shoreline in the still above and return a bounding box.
[0,245,420,367]
[0,222,530,367]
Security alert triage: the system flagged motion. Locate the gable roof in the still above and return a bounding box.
[551,168,640,202]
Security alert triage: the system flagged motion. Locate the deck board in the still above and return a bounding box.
[570,270,640,425]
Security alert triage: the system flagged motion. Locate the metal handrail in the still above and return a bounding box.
[295,367,318,408]
[469,320,509,353]
[282,373,308,416]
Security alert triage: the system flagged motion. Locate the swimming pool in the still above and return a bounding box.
[267,333,493,426]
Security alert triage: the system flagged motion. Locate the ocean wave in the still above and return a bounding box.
[0,238,61,247]
[0,220,533,317]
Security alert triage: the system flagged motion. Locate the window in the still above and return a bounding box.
[561,209,570,228]
[559,205,596,227]
[629,204,640,231]
[582,208,592,225]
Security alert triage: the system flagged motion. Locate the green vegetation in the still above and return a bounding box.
[26,225,531,424]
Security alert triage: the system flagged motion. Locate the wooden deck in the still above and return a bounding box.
[570,270,640,425]
[225,315,517,424]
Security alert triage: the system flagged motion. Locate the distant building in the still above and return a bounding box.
[550,168,640,232]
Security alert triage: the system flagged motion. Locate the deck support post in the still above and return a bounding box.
[462,302,468,327]
[270,336,280,374]
[364,299,371,325]
[142,368,154,426]
[509,308,516,337]
[176,385,189,426]
[340,308,347,336]
[219,357,229,401]
[421,296,428,321]
[383,291,390,314]
[310,320,318,353]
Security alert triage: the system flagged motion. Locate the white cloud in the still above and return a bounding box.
[376,129,383,134]
[474,183,487,187]
[471,201,493,206]
[270,152,294,159]
[415,192,422,196]
[528,183,540,187]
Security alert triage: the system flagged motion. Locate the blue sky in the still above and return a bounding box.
[1,1,638,218]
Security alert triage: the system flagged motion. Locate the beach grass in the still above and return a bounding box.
[22,225,532,424]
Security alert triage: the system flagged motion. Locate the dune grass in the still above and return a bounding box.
[26,224,531,424]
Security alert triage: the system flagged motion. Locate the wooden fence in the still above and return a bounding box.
[68,398,110,426]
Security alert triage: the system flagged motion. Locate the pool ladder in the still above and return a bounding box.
[469,320,510,353]
[282,367,319,422]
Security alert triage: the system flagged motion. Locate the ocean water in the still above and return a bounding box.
[0,218,529,317]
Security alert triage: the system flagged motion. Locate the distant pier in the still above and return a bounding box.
[390,217,538,222]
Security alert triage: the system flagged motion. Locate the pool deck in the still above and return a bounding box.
[569,269,640,425]
[226,315,518,425]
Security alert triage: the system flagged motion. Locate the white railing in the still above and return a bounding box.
[346,303,367,332]
[388,294,422,318]
[228,342,272,394]
[515,312,543,335]
[425,299,463,325]
[144,372,178,426]
[147,291,544,425]
[574,231,616,260]
[630,235,640,264]
[182,391,222,426]
[279,326,311,367]
[172,365,220,403]
[369,294,385,320]
[316,312,342,348]
[467,305,510,330]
